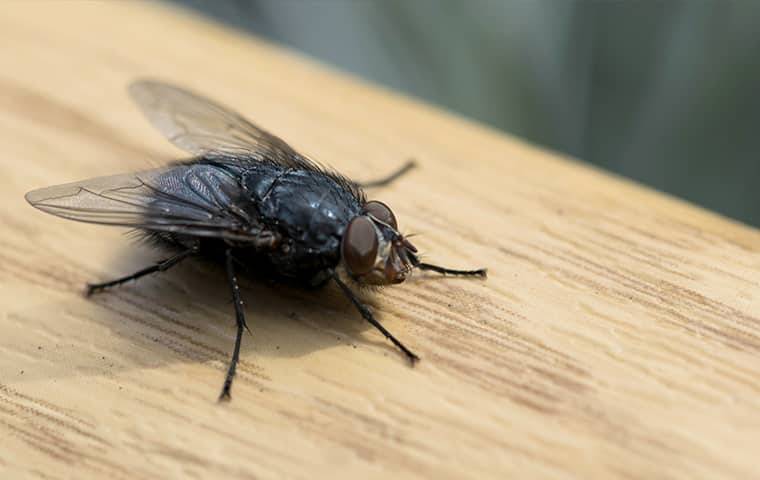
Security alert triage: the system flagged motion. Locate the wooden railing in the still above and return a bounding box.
[2,2,759,479]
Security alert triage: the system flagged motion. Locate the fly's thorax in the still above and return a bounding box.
[247,166,361,246]
[340,201,418,285]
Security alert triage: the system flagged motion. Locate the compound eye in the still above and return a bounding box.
[363,200,397,229]
[342,216,379,275]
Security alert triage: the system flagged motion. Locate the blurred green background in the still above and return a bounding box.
[174,0,760,227]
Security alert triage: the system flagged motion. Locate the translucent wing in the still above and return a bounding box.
[25,164,261,241]
[129,80,315,169]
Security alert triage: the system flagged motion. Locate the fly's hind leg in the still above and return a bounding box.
[85,247,197,296]
[357,160,417,188]
[218,248,251,402]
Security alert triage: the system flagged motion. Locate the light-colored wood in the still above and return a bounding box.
[2,2,759,479]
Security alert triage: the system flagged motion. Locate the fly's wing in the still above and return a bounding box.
[25,164,261,241]
[129,80,316,169]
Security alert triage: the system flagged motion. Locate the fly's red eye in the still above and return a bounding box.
[363,200,397,229]
[342,216,379,275]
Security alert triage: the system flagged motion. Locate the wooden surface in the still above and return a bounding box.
[2,3,760,479]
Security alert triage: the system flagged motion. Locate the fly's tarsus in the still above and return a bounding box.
[85,248,196,296]
[357,160,417,188]
[417,263,488,278]
[333,274,420,364]
[219,248,250,402]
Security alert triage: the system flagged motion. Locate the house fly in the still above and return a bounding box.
[25,81,487,400]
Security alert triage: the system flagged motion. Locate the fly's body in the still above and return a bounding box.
[25,80,486,400]
[148,158,364,288]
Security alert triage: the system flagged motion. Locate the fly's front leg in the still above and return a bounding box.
[357,160,416,188]
[85,247,197,296]
[333,274,419,364]
[417,263,487,278]
[219,248,251,402]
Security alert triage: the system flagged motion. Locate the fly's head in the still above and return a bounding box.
[341,200,418,285]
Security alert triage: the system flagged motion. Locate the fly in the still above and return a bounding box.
[25,80,487,400]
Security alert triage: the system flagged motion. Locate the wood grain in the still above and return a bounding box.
[2,2,760,479]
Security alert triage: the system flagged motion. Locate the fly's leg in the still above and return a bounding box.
[85,248,197,296]
[417,263,488,278]
[357,160,417,188]
[219,248,251,402]
[333,274,419,364]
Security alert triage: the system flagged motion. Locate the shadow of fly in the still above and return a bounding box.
[25,80,486,401]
